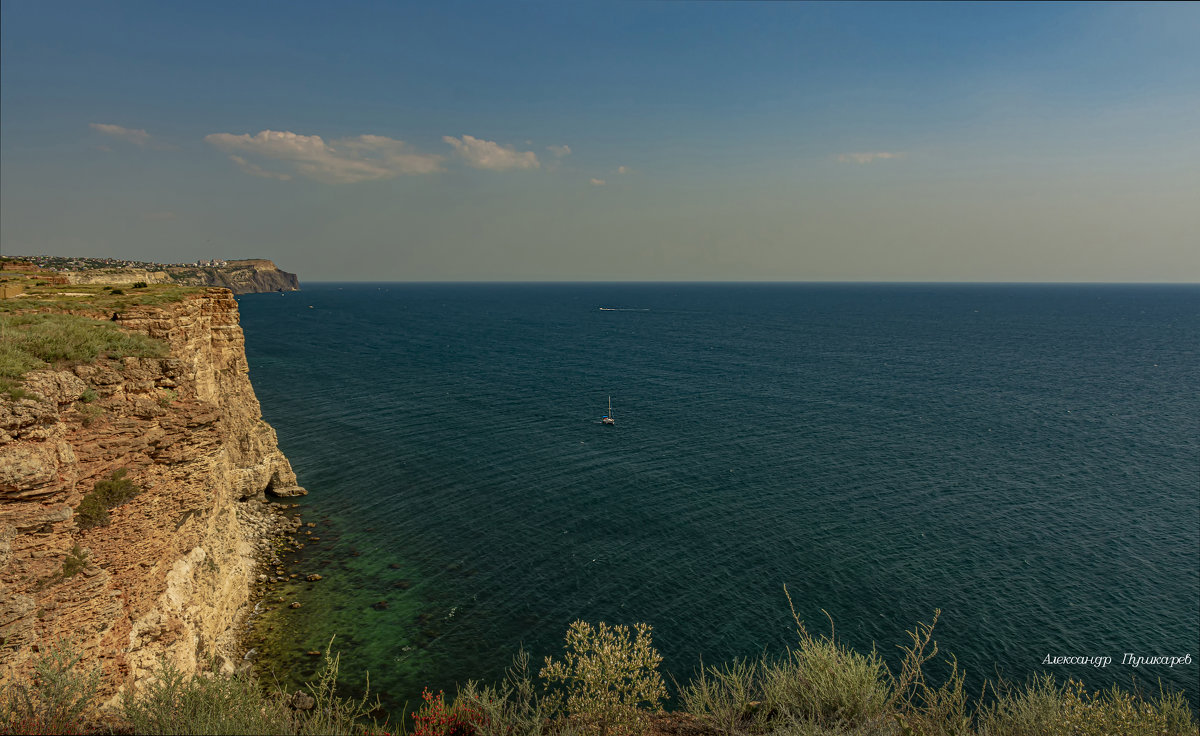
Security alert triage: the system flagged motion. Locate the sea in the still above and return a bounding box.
[235,283,1199,718]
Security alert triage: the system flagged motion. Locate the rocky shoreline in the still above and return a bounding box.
[235,498,340,672]
[236,500,304,663]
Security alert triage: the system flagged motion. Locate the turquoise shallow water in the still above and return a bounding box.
[237,283,1199,716]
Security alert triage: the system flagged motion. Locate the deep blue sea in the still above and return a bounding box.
[236,283,1199,717]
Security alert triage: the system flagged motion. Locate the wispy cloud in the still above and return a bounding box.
[836,152,904,164]
[205,130,444,183]
[617,165,630,174]
[229,155,292,181]
[443,135,540,170]
[590,178,606,186]
[90,123,153,146]
[547,144,572,158]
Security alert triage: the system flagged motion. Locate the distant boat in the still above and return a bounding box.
[601,396,615,425]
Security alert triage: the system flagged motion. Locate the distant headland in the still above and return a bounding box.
[3,255,299,295]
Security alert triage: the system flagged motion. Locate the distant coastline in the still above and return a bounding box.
[3,255,299,295]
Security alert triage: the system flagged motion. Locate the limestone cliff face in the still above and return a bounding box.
[64,259,300,295]
[0,288,304,705]
[167,260,300,294]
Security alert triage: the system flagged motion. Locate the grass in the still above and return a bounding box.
[0,265,201,316]
[0,264,199,397]
[0,312,167,399]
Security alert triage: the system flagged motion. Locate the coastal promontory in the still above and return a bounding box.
[5,256,300,295]
[0,266,305,711]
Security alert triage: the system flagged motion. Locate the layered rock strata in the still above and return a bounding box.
[0,288,305,707]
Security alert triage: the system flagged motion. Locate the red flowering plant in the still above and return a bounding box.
[412,688,486,736]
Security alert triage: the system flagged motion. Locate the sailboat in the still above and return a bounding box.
[601,396,615,425]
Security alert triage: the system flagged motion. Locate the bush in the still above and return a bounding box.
[60,544,90,579]
[122,640,385,736]
[454,649,547,736]
[540,621,667,736]
[977,675,1197,736]
[132,281,149,288]
[77,402,105,427]
[0,640,100,735]
[413,688,483,736]
[76,468,141,530]
[763,621,891,730]
[679,657,764,736]
[122,658,293,735]
[888,610,969,736]
[288,639,385,736]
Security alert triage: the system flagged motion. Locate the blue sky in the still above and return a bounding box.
[2,1,1197,281]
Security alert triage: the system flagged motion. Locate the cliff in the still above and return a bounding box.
[0,288,305,708]
[63,260,300,295]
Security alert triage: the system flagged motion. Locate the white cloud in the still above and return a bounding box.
[617,165,630,174]
[836,152,904,164]
[547,144,572,158]
[443,135,540,170]
[590,178,606,186]
[205,130,444,183]
[90,123,152,146]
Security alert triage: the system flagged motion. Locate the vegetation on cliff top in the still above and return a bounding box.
[0,270,202,316]
[0,262,196,398]
[3,608,1195,736]
[0,312,168,399]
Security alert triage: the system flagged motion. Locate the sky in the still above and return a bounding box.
[2,1,1198,282]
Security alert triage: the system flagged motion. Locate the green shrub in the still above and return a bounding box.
[60,544,89,579]
[763,624,891,730]
[77,402,105,427]
[76,469,141,530]
[122,658,293,735]
[888,610,969,736]
[679,657,764,736]
[158,388,178,407]
[977,675,1197,736]
[132,281,149,289]
[77,387,98,403]
[291,640,386,736]
[454,649,548,736]
[540,621,667,736]
[110,289,124,295]
[123,640,383,736]
[0,640,100,735]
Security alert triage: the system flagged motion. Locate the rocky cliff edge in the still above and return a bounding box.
[0,288,305,707]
